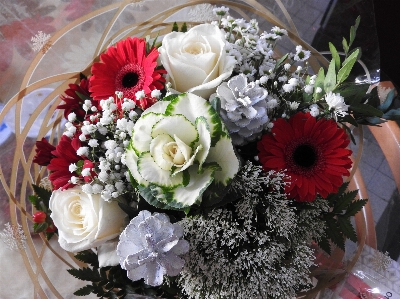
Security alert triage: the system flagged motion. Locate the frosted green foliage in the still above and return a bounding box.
[178,162,327,299]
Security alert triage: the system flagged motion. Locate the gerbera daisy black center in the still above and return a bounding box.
[115,64,145,97]
[292,144,317,168]
[122,72,139,88]
[285,137,324,177]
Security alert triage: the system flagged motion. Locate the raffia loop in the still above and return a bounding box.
[0,1,367,298]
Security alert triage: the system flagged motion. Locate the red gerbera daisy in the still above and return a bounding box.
[47,135,83,190]
[257,112,352,202]
[33,138,56,166]
[57,78,92,120]
[89,37,166,109]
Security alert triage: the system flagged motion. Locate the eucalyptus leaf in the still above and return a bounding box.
[358,116,386,125]
[274,53,289,70]
[337,49,359,84]
[350,103,383,117]
[342,37,349,55]
[333,82,369,105]
[329,42,340,71]
[324,59,337,92]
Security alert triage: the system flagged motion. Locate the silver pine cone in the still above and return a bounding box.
[216,74,268,145]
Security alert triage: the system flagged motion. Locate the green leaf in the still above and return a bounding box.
[332,190,358,213]
[337,49,359,84]
[67,267,102,282]
[313,68,325,100]
[29,195,42,211]
[345,199,368,217]
[348,47,362,61]
[324,217,345,251]
[349,27,356,48]
[350,103,384,117]
[324,58,337,92]
[181,22,187,32]
[329,42,341,71]
[74,285,94,296]
[32,184,52,206]
[317,236,332,255]
[274,53,289,70]
[349,16,361,47]
[342,37,349,55]
[340,114,358,127]
[354,16,361,31]
[357,116,386,125]
[34,222,48,233]
[337,216,357,242]
[74,250,99,268]
[172,22,178,32]
[333,82,369,106]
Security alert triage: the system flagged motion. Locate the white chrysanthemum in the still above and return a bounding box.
[117,211,189,286]
[293,45,311,62]
[271,26,288,36]
[325,91,349,117]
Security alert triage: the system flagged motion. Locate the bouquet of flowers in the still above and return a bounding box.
[27,5,398,299]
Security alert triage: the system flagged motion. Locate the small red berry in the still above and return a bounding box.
[32,211,47,223]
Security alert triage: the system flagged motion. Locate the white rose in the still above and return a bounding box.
[49,187,127,252]
[159,24,236,99]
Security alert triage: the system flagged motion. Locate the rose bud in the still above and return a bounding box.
[32,211,47,223]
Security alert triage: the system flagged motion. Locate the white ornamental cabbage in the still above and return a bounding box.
[125,93,239,209]
[117,210,189,286]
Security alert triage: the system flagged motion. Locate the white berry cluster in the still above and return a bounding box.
[64,91,142,201]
